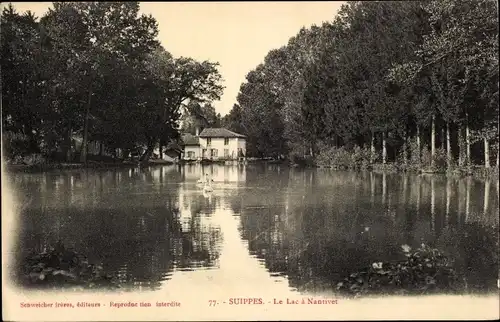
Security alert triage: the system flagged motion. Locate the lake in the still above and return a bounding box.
[7,164,499,295]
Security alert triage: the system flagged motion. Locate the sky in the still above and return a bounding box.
[7,1,344,116]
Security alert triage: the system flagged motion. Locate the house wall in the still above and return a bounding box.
[183,145,200,160]
[152,146,177,162]
[237,138,246,157]
[198,137,245,160]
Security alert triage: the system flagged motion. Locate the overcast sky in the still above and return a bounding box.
[7,1,344,116]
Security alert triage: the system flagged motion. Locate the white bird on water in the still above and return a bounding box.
[202,173,214,192]
[203,180,213,193]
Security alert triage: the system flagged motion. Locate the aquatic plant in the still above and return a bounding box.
[21,241,119,290]
[336,244,460,297]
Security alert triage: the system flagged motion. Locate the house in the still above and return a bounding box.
[164,142,183,160]
[182,132,201,161]
[180,127,246,161]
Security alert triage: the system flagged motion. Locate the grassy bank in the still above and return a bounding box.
[286,145,500,179]
[4,159,175,174]
[315,162,499,178]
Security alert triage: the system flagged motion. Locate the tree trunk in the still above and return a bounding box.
[382,172,387,205]
[403,174,408,203]
[416,125,421,163]
[123,149,131,160]
[441,126,445,150]
[159,139,163,160]
[497,147,499,168]
[458,179,464,224]
[465,112,471,166]
[431,176,435,231]
[65,125,73,162]
[370,132,376,164]
[416,175,421,219]
[140,141,155,162]
[431,115,436,167]
[446,122,451,169]
[403,129,408,166]
[484,137,490,168]
[79,86,92,163]
[458,125,464,166]
[484,179,490,216]
[370,172,375,203]
[465,176,471,222]
[382,131,387,165]
[99,141,103,156]
[446,177,451,223]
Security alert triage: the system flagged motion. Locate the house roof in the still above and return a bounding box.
[198,128,246,138]
[165,141,182,152]
[181,133,200,146]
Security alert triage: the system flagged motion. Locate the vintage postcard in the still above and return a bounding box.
[2,1,499,321]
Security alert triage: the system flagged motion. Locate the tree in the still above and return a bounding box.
[222,104,245,134]
[237,65,287,158]
[1,5,45,156]
[390,0,498,167]
[138,49,224,161]
[181,101,222,134]
[38,2,160,162]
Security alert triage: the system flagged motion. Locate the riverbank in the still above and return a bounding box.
[264,155,499,179]
[3,159,175,174]
[3,157,498,180]
[312,163,499,179]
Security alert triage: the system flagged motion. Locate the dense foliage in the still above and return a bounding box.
[1,2,224,163]
[227,0,498,169]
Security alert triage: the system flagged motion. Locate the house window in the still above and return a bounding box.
[224,149,229,158]
[224,138,229,145]
[207,138,212,145]
[211,149,218,158]
[187,151,195,159]
[202,149,207,158]
[238,148,244,157]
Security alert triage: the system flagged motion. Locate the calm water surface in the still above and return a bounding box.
[9,164,499,294]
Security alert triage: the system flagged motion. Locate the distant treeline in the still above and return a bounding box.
[224,0,498,170]
[1,2,224,164]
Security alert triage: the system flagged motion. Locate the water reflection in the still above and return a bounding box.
[13,166,222,291]
[232,169,499,294]
[10,165,499,294]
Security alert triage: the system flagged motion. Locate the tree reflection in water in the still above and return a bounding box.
[12,165,499,294]
[15,167,222,291]
[233,168,499,295]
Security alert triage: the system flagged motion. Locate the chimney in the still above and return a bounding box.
[195,127,200,136]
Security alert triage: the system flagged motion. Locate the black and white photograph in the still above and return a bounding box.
[1,1,499,321]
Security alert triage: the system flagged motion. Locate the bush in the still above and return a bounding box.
[290,153,315,167]
[315,145,372,169]
[352,145,372,168]
[433,148,448,170]
[21,153,47,166]
[2,131,32,162]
